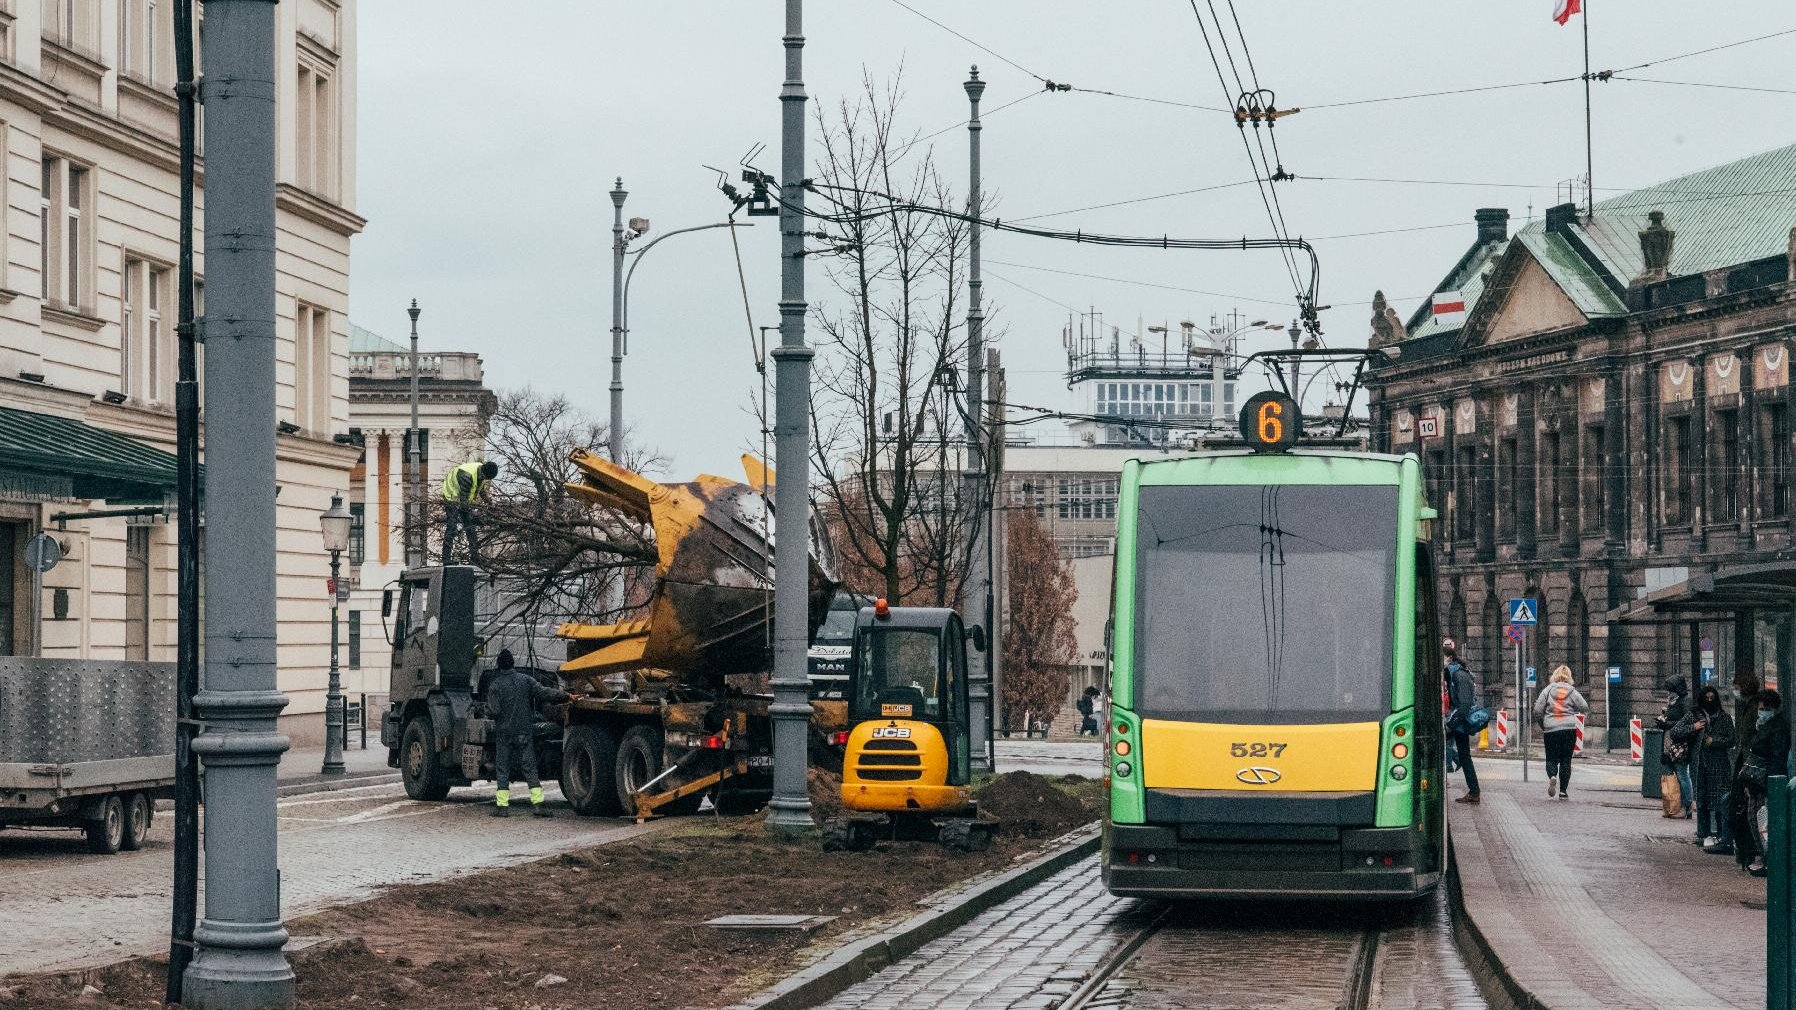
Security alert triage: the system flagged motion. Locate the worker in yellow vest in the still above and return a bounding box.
[441,460,498,566]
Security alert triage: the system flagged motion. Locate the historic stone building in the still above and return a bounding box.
[1366,143,1796,742]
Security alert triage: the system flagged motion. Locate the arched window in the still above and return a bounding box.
[1567,591,1590,685]
[1528,586,1552,683]
[1482,593,1504,703]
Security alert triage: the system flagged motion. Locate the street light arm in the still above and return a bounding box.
[621,221,754,355]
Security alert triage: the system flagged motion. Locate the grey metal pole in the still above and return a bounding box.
[406,299,421,569]
[322,546,344,775]
[609,179,628,463]
[962,66,993,772]
[183,1,294,1006]
[765,0,815,832]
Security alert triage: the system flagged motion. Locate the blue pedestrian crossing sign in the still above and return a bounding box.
[1507,598,1539,626]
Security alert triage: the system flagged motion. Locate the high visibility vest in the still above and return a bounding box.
[442,462,483,503]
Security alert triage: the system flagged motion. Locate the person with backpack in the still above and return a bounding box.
[1076,686,1100,735]
[1532,665,1589,800]
[1443,644,1481,804]
[1673,684,1737,851]
[1654,678,1692,818]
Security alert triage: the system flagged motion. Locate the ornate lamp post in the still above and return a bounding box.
[319,494,353,775]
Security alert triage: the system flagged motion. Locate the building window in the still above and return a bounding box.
[1538,431,1561,537]
[1581,426,1605,534]
[121,0,167,84]
[1765,403,1790,519]
[296,59,338,198]
[46,0,96,52]
[121,258,171,401]
[125,525,152,660]
[348,610,361,669]
[1454,445,1477,542]
[1497,438,1518,538]
[292,301,331,433]
[1666,415,1693,526]
[348,501,366,565]
[1425,449,1447,539]
[1056,477,1118,521]
[41,156,90,310]
[1716,408,1741,523]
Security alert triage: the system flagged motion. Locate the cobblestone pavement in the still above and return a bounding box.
[818,856,1491,1010]
[0,781,655,977]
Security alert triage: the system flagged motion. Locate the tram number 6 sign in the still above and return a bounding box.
[1240,391,1302,454]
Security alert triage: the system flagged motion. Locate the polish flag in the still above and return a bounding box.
[1432,290,1467,327]
[1553,0,1581,25]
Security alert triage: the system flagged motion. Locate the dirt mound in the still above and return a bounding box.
[975,771,1099,838]
[807,766,844,819]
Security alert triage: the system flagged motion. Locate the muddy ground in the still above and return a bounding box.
[4,772,1101,1010]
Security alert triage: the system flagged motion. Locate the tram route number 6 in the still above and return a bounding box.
[1240,390,1302,453]
[1231,742,1288,758]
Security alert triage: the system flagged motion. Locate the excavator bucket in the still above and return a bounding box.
[555,450,838,690]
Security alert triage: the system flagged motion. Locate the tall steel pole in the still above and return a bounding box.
[962,67,993,771]
[609,179,628,462]
[406,300,421,569]
[322,539,344,776]
[1581,0,1594,221]
[765,0,815,832]
[183,1,293,1006]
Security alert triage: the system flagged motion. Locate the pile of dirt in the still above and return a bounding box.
[975,770,1101,838]
[4,775,1101,1010]
[807,766,844,819]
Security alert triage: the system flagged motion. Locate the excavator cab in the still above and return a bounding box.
[825,600,995,852]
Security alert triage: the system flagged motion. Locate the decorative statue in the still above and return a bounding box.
[1369,290,1405,348]
[1635,210,1675,284]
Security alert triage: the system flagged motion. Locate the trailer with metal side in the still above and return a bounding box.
[0,658,175,854]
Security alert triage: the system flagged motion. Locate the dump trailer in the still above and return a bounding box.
[383,451,839,818]
[0,659,175,854]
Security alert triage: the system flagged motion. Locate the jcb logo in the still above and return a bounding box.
[871,726,912,739]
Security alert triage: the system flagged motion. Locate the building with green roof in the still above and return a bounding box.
[1366,142,1796,740]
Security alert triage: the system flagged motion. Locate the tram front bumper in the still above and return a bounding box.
[1103,823,1438,900]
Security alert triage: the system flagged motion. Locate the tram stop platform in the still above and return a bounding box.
[1450,758,1765,1010]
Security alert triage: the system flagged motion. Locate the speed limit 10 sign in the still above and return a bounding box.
[1239,391,1302,454]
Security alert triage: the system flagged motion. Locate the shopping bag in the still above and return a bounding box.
[1660,772,1683,818]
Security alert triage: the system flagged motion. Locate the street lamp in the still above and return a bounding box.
[618,220,753,416]
[319,494,353,775]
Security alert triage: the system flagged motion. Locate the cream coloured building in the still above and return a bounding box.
[0,1,362,746]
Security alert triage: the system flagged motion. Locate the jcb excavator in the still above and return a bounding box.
[823,598,997,852]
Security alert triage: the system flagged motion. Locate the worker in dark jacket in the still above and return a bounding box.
[1443,644,1480,804]
[484,649,569,817]
[1673,684,1737,851]
[442,460,498,566]
[1740,690,1790,876]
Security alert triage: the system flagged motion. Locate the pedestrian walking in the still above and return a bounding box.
[1533,665,1588,800]
[1672,684,1737,851]
[1077,686,1100,735]
[1444,644,1481,804]
[481,649,569,817]
[442,459,499,566]
[1739,689,1789,876]
[1654,677,1692,818]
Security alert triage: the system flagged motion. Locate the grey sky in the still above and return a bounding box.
[349,1,1796,477]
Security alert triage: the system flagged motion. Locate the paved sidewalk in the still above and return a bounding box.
[1451,760,1765,1010]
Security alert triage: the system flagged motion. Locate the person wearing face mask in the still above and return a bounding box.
[1672,684,1736,851]
[1654,677,1692,818]
[1737,690,1789,876]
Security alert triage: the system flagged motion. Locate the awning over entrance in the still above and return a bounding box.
[0,405,181,503]
[1606,561,1796,624]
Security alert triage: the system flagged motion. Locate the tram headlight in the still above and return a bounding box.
[1114,740,1131,757]
[1115,761,1132,777]
[1390,764,1409,781]
[1391,743,1408,760]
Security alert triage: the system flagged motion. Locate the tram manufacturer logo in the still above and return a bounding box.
[1236,766,1282,785]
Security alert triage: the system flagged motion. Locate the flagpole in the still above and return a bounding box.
[1582,0,1594,220]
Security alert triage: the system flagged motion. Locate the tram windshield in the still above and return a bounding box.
[1133,483,1397,724]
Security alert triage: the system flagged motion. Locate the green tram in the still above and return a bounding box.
[1102,390,1446,900]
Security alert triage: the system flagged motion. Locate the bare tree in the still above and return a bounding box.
[807,68,983,607]
[1001,508,1079,734]
[407,388,660,633]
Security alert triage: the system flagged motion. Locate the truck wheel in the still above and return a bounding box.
[401,718,451,801]
[86,795,125,855]
[561,724,623,817]
[615,725,703,817]
[121,793,153,851]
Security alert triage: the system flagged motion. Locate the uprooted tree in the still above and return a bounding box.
[1001,507,1079,734]
[404,387,661,635]
[806,68,990,607]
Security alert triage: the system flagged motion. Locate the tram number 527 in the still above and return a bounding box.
[1230,742,1287,758]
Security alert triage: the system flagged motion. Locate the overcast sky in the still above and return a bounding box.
[349,1,1796,477]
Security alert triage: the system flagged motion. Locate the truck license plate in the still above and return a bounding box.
[748,756,774,769]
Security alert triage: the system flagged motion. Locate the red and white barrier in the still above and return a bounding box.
[1492,709,1510,749]
[1629,718,1644,762]
[1573,713,1586,755]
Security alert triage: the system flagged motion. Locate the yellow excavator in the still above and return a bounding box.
[823,598,997,851]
